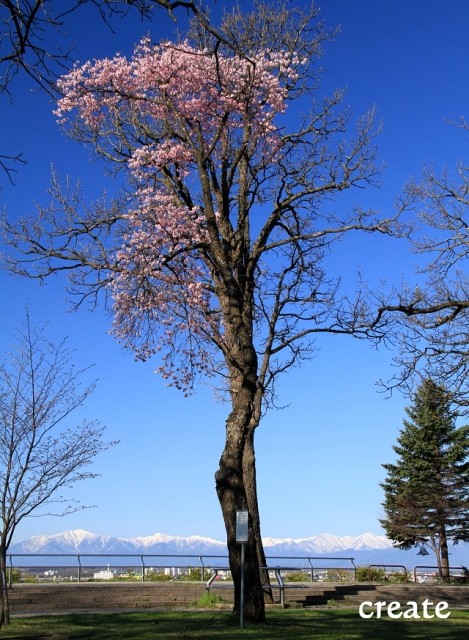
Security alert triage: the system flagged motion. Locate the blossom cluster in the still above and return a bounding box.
[56,39,303,390]
[56,39,301,146]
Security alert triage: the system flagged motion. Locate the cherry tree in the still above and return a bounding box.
[0,0,181,95]
[0,0,202,182]
[4,4,402,621]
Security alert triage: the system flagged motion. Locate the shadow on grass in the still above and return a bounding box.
[4,609,469,639]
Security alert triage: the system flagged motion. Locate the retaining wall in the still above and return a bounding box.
[8,582,469,616]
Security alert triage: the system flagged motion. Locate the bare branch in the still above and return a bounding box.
[0,311,117,556]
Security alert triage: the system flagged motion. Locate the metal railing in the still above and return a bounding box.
[265,556,357,582]
[7,552,356,587]
[413,565,468,584]
[7,552,467,588]
[7,552,230,586]
[364,563,469,584]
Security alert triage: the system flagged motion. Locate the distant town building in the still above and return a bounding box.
[93,565,113,580]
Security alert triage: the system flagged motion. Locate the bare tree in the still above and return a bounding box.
[365,120,469,410]
[0,312,116,626]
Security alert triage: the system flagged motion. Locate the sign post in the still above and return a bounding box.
[235,510,249,630]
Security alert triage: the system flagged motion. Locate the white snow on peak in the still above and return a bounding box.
[11,529,393,554]
[58,529,97,543]
[129,532,224,548]
[262,532,393,552]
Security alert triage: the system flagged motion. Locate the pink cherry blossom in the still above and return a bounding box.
[56,39,303,391]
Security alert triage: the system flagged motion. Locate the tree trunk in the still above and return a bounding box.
[215,388,266,623]
[243,424,272,601]
[0,548,10,626]
[439,527,451,584]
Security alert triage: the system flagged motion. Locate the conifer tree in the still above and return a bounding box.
[380,379,469,582]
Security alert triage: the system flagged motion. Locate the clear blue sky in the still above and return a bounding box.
[1,0,468,544]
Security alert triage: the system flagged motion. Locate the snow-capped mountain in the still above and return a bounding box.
[262,532,393,554]
[10,529,227,555]
[11,529,391,555]
[9,529,469,567]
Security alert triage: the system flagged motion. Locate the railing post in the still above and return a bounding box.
[205,570,217,594]
[351,557,357,582]
[199,556,205,582]
[274,568,285,608]
[308,557,314,582]
[77,554,81,582]
[141,555,145,582]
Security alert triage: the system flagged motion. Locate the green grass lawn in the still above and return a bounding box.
[2,609,469,639]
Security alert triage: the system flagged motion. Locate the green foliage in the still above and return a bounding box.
[325,597,350,607]
[380,379,469,553]
[194,591,228,608]
[111,571,141,582]
[386,571,408,583]
[144,571,172,582]
[356,566,407,583]
[325,569,353,582]
[8,568,39,583]
[284,571,310,582]
[9,568,21,583]
[355,566,386,582]
[19,572,40,584]
[452,566,469,584]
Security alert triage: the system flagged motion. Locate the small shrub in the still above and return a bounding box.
[12,570,39,583]
[356,566,386,582]
[9,568,22,583]
[284,571,309,582]
[454,566,469,584]
[325,569,353,582]
[326,596,349,607]
[194,591,227,608]
[387,570,408,583]
[144,571,172,582]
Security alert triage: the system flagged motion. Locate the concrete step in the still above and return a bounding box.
[287,583,469,607]
[8,582,469,614]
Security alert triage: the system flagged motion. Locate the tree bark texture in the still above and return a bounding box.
[215,383,266,622]
[0,549,10,626]
[439,526,451,584]
[243,425,272,600]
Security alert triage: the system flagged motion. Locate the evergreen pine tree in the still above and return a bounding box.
[380,379,469,582]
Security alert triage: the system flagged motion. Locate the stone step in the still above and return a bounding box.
[286,583,469,607]
[8,582,469,614]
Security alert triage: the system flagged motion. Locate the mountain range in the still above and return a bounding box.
[10,529,469,567]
